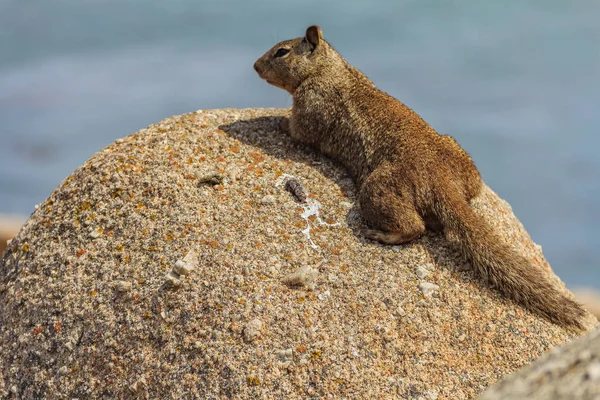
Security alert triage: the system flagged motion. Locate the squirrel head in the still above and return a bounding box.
[254,25,342,94]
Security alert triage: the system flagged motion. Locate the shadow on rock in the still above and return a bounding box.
[220,116,466,276]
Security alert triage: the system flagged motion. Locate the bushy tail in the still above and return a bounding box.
[434,191,587,331]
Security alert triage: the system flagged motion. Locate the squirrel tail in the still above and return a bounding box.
[433,190,587,331]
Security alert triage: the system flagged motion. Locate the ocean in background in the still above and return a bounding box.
[0,0,599,288]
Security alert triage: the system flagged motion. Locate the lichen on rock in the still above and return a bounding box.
[0,108,595,399]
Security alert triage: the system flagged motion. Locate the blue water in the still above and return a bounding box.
[1,1,599,288]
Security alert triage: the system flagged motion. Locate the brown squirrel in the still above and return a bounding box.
[254,25,587,330]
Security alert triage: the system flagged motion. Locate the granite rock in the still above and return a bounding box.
[0,108,595,399]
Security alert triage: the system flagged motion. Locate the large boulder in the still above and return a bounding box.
[0,108,595,399]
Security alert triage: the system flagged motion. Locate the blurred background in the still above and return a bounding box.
[0,1,598,290]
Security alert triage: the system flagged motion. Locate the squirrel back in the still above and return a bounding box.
[254,26,587,331]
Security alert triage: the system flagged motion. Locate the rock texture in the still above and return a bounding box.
[479,327,600,400]
[0,108,595,399]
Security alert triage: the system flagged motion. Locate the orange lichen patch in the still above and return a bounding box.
[230,145,240,153]
[296,344,307,353]
[111,188,124,198]
[76,249,87,258]
[79,201,92,212]
[208,241,219,249]
[54,321,62,334]
[33,325,44,335]
[247,376,260,386]
[249,152,265,164]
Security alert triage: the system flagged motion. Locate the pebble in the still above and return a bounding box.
[267,266,279,277]
[58,366,68,375]
[89,229,102,239]
[233,275,245,285]
[173,260,193,276]
[115,280,132,293]
[164,271,181,288]
[318,290,331,301]
[261,195,276,205]
[419,282,439,297]
[276,348,293,362]
[415,266,430,279]
[129,376,147,393]
[339,201,353,209]
[283,266,318,287]
[195,171,223,185]
[284,179,308,203]
[243,318,263,342]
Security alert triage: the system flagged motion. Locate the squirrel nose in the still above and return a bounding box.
[253,61,262,74]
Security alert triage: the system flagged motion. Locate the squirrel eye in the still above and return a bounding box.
[274,48,290,58]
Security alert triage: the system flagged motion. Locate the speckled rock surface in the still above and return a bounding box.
[479,327,600,400]
[0,108,596,399]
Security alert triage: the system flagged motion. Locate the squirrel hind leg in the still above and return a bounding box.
[359,170,425,245]
[363,228,423,245]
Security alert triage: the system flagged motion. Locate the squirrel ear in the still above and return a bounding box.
[305,25,323,48]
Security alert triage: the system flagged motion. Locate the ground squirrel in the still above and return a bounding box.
[254,25,587,330]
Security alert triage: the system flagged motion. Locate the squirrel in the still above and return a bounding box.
[253,25,587,331]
